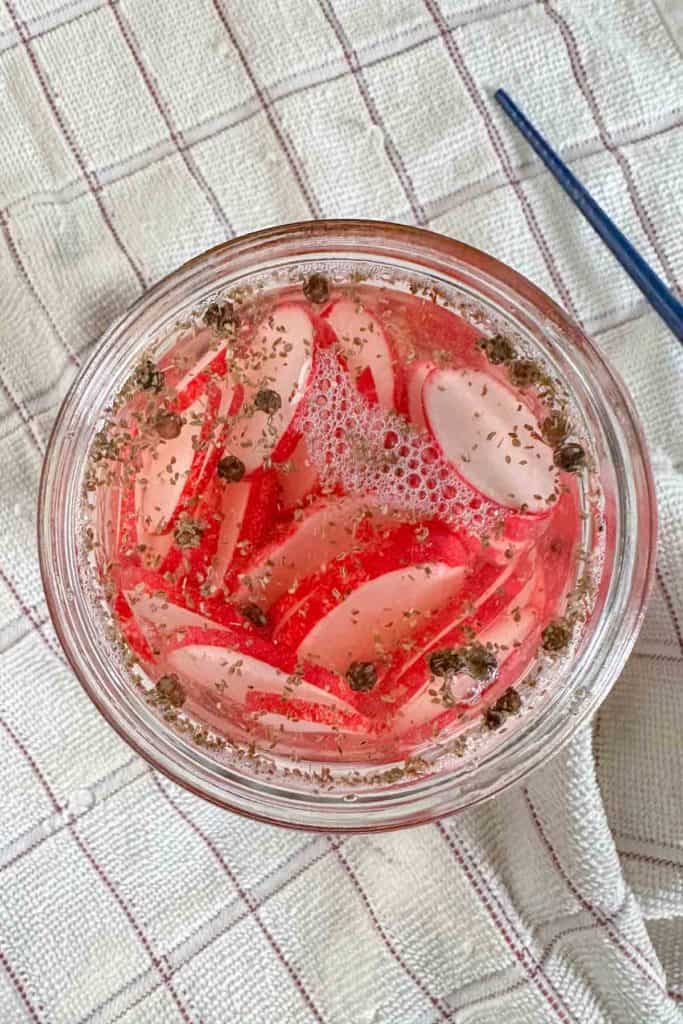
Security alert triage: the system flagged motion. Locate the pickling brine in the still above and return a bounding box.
[86,270,601,764]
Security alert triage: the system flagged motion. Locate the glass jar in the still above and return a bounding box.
[38,220,656,831]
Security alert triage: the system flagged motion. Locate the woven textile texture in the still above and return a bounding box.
[1,1,682,1021]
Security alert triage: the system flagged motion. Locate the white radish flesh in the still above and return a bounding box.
[235,497,380,608]
[297,563,467,674]
[423,367,557,513]
[325,299,396,409]
[232,305,314,472]
[166,644,356,713]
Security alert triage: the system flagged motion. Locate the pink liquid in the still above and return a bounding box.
[88,275,600,765]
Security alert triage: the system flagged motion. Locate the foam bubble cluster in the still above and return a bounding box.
[301,350,496,534]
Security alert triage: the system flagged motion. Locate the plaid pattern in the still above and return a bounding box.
[1,1,682,1020]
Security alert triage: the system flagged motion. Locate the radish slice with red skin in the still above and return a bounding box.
[378,289,484,368]
[97,479,135,570]
[276,436,319,511]
[158,468,279,591]
[272,521,468,668]
[423,367,558,514]
[404,360,434,430]
[119,565,282,652]
[207,480,252,589]
[220,469,280,590]
[172,348,230,413]
[295,562,468,675]
[234,496,389,609]
[323,298,397,409]
[112,591,155,663]
[158,327,226,394]
[244,692,368,732]
[134,366,242,550]
[135,390,216,536]
[358,551,534,716]
[119,568,238,651]
[389,565,545,737]
[231,303,315,474]
[163,626,360,715]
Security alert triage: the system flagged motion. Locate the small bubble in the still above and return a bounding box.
[343,793,358,803]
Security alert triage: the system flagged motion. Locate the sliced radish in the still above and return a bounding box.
[119,567,231,652]
[300,562,467,674]
[164,626,360,716]
[96,475,138,571]
[390,565,545,739]
[272,521,468,670]
[276,436,319,511]
[230,303,315,473]
[134,390,215,536]
[323,298,396,409]
[158,327,231,400]
[234,495,388,609]
[423,367,558,513]
[208,480,252,588]
[360,551,534,716]
[244,692,368,732]
[112,591,155,663]
[221,469,280,589]
[404,360,434,430]
[159,467,279,591]
[133,356,242,555]
[380,289,483,368]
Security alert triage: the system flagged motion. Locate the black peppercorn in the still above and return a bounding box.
[154,410,183,439]
[217,454,246,482]
[541,412,570,447]
[428,647,465,678]
[479,334,516,365]
[303,273,330,304]
[463,643,498,682]
[254,389,282,414]
[483,706,505,730]
[541,620,572,652]
[241,603,268,627]
[493,687,521,715]
[346,661,378,692]
[554,443,586,473]
[156,673,186,707]
[134,359,164,393]
[203,301,239,334]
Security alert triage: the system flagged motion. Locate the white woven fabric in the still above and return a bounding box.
[1,1,682,1020]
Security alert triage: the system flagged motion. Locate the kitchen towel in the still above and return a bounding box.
[1,1,682,1020]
